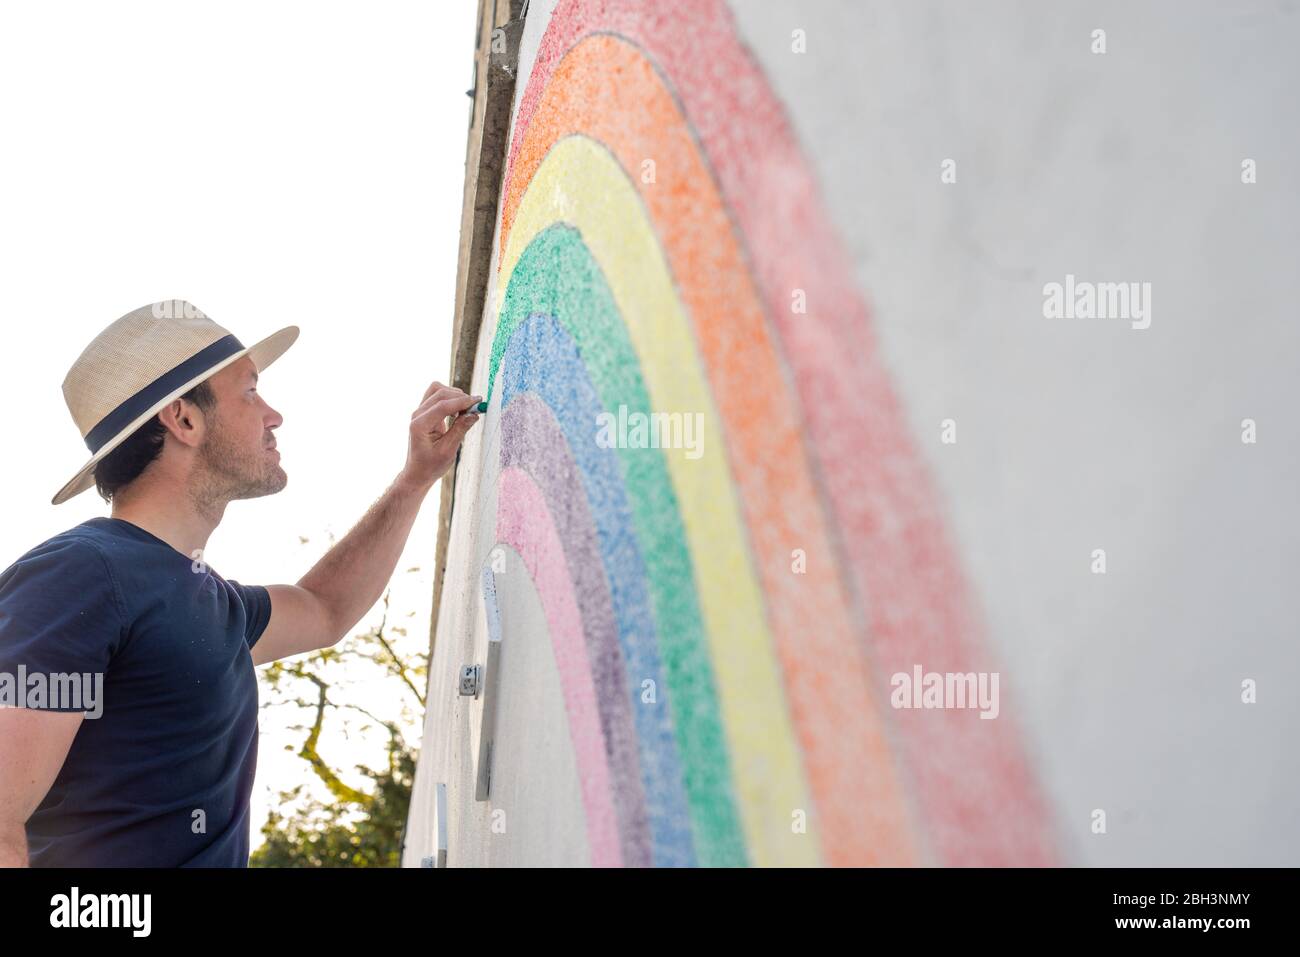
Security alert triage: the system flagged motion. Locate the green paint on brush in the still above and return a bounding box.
[486,223,748,867]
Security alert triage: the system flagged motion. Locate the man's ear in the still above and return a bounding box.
[158,397,206,447]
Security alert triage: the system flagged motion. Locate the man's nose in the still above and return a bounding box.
[264,404,284,430]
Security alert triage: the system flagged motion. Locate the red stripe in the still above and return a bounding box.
[507,0,1058,864]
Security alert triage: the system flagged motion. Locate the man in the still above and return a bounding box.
[0,300,481,866]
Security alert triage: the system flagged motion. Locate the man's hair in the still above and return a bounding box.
[93,380,217,502]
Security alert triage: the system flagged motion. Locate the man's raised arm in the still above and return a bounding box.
[250,382,480,665]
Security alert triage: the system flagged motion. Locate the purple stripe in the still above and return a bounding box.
[500,391,652,867]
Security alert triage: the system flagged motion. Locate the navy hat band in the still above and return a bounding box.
[83,333,245,453]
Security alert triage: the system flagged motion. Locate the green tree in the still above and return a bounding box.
[250,586,427,868]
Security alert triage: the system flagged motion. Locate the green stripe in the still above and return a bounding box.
[487,223,748,866]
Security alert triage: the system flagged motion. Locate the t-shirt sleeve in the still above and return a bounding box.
[0,539,126,710]
[226,579,273,650]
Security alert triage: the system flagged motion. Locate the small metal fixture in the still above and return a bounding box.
[459,664,481,698]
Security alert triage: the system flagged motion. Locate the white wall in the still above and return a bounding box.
[405,0,1300,866]
[733,0,1300,865]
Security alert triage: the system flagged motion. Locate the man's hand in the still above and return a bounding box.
[400,381,482,492]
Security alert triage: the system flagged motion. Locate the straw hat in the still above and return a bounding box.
[53,299,298,505]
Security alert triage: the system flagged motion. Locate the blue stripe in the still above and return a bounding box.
[499,313,698,867]
[84,334,244,453]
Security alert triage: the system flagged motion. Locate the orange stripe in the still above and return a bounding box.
[502,34,917,865]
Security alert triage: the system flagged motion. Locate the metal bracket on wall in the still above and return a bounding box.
[459,664,482,698]
[420,782,449,868]
[474,563,504,801]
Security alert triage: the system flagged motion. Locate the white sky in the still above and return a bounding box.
[0,0,477,854]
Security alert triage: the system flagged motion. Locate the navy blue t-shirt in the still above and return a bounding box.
[0,516,272,866]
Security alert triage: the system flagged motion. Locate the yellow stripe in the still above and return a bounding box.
[501,135,819,866]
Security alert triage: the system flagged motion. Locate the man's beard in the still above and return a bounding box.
[192,415,287,506]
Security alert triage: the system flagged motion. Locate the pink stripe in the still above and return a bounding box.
[496,466,623,866]
[506,0,1057,864]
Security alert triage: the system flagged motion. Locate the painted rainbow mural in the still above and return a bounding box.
[468,0,1058,866]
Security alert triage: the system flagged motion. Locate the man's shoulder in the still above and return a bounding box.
[0,522,120,592]
[10,522,105,559]
[0,521,128,650]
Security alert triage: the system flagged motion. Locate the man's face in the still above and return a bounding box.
[195,356,286,500]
